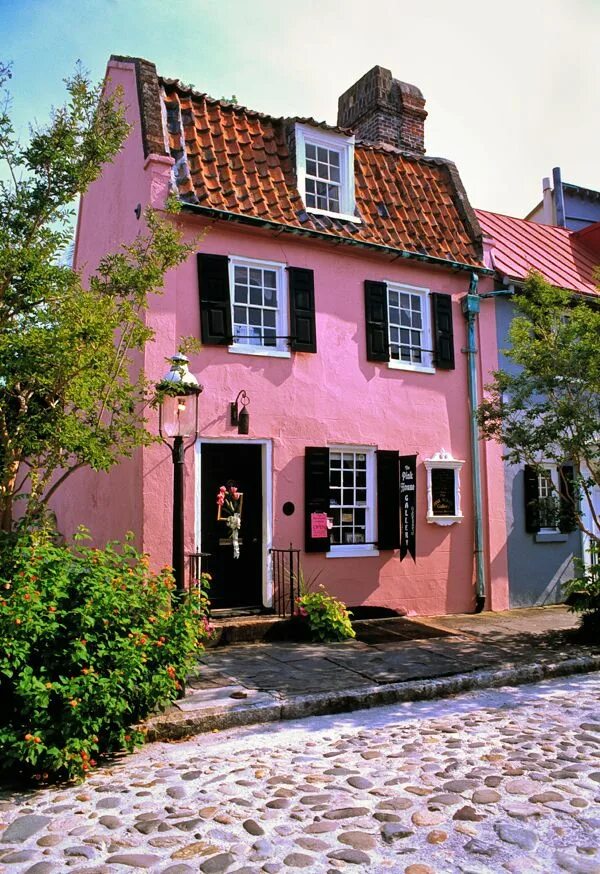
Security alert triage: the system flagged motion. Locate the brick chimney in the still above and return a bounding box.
[337,66,427,155]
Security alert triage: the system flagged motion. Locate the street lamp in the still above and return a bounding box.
[157,353,203,595]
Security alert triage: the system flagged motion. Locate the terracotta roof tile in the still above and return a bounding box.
[156,80,482,268]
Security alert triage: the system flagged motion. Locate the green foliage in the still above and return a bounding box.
[0,528,212,783]
[478,270,600,542]
[0,63,194,530]
[564,545,600,638]
[295,586,355,642]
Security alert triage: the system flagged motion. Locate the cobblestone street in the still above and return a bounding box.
[1,674,599,874]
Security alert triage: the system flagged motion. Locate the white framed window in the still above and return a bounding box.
[228,256,290,358]
[424,450,464,526]
[328,446,378,558]
[537,465,560,532]
[295,123,358,223]
[387,282,434,373]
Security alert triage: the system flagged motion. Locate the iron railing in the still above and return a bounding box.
[270,544,301,617]
[186,551,210,590]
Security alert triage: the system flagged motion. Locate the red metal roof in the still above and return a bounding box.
[475,209,599,296]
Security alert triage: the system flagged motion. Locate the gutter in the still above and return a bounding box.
[181,202,494,276]
[462,281,515,612]
[461,276,486,612]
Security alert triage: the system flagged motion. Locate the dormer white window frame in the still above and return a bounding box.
[295,123,359,224]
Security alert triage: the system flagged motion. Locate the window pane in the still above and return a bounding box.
[389,307,399,325]
[234,284,248,303]
[264,270,276,288]
[249,268,261,286]
[330,164,340,182]
[264,309,276,328]
[306,143,316,160]
[317,146,328,162]
[248,308,261,326]
[306,159,317,176]
[234,306,247,324]
[264,287,277,307]
[329,150,340,167]
[249,286,262,306]
[234,266,247,283]
[264,329,276,347]
[400,309,410,326]
[413,311,422,329]
[400,293,410,309]
[411,295,421,311]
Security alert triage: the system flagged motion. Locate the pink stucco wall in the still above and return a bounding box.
[52,58,511,617]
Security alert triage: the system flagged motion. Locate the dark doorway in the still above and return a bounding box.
[200,443,263,610]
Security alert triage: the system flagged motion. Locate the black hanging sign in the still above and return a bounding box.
[400,455,417,561]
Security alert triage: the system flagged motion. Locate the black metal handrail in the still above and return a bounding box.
[270,544,301,617]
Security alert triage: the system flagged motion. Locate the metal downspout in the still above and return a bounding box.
[461,275,486,612]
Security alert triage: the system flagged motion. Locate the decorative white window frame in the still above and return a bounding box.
[327,444,379,559]
[295,123,359,224]
[424,450,465,526]
[385,281,435,374]
[227,255,290,359]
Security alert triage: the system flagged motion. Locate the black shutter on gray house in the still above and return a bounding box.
[376,450,401,550]
[288,267,317,353]
[197,254,233,345]
[559,464,578,533]
[431,292,455,369]
[305,447,331,553]
[524,464,540,533]
[365,281,390,362]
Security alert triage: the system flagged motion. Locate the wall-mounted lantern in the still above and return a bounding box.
[230,390,250,435]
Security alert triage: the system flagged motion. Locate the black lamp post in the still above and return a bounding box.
[157,354,203,596]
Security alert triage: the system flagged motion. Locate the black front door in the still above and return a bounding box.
[200,443,263,610]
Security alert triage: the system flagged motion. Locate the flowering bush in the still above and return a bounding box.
[295,586,355,642]
[0,528,212,783]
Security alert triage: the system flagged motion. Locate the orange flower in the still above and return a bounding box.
[69,699,78,707]
[48,606,56,613]
[24,733,33,741]
[45,682,53,689]
[15,618,21,625]
[24,593,31,601]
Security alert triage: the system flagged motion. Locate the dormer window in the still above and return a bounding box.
[295,123,358,223]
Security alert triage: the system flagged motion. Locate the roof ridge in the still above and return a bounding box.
[475,208,575,234]
[160,76,351,135]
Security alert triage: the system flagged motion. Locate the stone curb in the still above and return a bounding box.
[143,653,600,742]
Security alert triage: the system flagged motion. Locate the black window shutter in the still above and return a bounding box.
[288,267,317,353]
[365,281,390,362]
[524,464,540,533]
[376,450,400,550]
[305,447,330,553]
[559,464,578,533]
[431,292,455,370]
[197,254,233,345]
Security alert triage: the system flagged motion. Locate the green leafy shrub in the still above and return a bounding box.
[295,586,355,642]
[0,528,211,783]
[564,543,600,640]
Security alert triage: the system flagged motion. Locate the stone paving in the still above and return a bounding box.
[1,673,599,873]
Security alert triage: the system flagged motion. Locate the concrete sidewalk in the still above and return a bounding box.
[144,605,600,741]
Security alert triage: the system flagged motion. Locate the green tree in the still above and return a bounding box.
[478,270,600,543]
[0,64,192,531]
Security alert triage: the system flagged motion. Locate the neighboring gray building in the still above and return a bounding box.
[476,207,599,607]
[526,167,600,231]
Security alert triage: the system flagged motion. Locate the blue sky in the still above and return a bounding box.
[2,0,599,217]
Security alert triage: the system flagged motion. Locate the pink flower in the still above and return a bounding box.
[216,494,225,506]
[219,485,226,494]
[230,487,239,499]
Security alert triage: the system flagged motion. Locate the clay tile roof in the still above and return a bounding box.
[476,209,600,297]
[137,64,484,269]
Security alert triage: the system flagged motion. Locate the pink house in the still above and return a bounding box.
[56,57,510,616]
